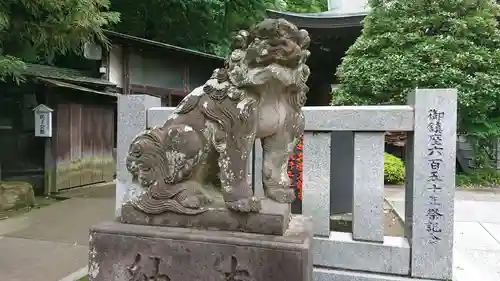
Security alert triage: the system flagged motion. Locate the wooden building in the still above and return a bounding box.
[0,63,117,195]
[102,30,224,101]
[0,32,223,195]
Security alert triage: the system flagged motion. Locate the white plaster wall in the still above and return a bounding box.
[330,0,369,14]
[109,44,124,88]
[327,0,338,10]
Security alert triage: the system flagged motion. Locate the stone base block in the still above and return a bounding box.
[121,198,291,235]
[89,216,312,281]
[314,232,410,275]
[313,267,436,281]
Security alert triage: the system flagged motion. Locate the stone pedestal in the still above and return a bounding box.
[89,216,313,281]
[121,199,291,235]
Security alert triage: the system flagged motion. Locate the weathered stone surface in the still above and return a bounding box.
[121,199,291,235]
[116,94,161,219]
[122,18,311,220]
[302,106,414,131]
[314,268,435,281]
[0,181,36,211]
[88,216,313,281]
[405,89,457,280]
[352,132,385,243]
[302,132,331,236]
[314,232,410,275]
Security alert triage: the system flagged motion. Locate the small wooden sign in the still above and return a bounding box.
[33,104,53,137]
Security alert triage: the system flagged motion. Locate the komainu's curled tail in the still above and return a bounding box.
[126,126,207,215]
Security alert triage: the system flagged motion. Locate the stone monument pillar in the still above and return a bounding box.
[89,18,313,281]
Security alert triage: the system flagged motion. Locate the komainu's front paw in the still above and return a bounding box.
[226,197,262,213]
[265,187,296,203]
[179,195,202,209]
[176,181,212,209]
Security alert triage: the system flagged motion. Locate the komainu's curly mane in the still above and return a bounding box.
[174,18,311,124]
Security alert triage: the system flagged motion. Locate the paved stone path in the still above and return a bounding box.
[386,187,500,281]
[0,183,114,281]
[1,184,499,281]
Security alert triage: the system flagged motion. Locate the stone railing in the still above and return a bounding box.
[303,89,457,281]
[116,88,457,281]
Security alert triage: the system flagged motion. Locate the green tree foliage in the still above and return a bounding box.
[0,0,119,82]
[111,0,271,57]
[333,0,500,165]
[110,0,327,57]
[281,0,328,13]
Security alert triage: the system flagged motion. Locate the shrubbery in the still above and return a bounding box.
[332,0,500,168]
[384,153,405,184]
[456,168,500,187]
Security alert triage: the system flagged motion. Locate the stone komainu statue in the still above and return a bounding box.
[126,18,311,214]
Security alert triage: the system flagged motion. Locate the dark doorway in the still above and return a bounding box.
[0,82,46,194]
